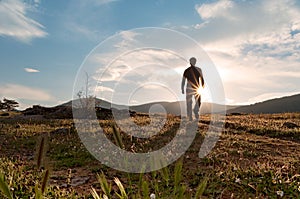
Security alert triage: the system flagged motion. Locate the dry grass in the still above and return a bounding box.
[0,113,299,198]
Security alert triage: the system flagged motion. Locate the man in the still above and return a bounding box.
[181,57,205,121]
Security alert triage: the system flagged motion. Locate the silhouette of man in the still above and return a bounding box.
[181,57,205,121]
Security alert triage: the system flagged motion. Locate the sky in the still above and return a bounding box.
[0,0,300,109]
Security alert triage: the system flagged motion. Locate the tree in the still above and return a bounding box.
[75,72,96,110]
[0,99,4,111]
[2,98,19,111]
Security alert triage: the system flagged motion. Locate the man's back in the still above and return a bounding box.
[183,66,202,90]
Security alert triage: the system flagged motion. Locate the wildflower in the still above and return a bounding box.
[298,186,300,192]
[150,193,156,199]
[276,190,284,197]
[235,178,241,183]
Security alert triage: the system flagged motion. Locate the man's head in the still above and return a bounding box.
[189,57,197,66]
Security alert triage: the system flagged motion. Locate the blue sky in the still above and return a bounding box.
[0,0,300,109]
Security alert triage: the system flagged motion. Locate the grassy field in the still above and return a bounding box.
[0,112,300,198]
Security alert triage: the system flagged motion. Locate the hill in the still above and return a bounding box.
[23,93,300,118]
[64,98,237,115]
[228,93,300,114]
[130,101,237,115]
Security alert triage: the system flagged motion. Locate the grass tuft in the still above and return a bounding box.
[112,124,124,149]
[0,173,13,199]
[114,177,128,199]
[97,172,112,198]
[195,177,208,199]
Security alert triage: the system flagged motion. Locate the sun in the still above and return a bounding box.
[196,86,212,102]
[197,87,203,95]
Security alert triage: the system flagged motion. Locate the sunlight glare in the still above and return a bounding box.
[197,86,203,95]
[197,86,212,102]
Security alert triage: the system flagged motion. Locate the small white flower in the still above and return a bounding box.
[235,178,241,183]
[298,186,300,192]
[150,193,156,199]
[276,190,284,197]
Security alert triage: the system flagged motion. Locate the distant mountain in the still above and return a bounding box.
[61,98,127,110]
[130,101,236,115]
[227,94,300,114]
[62,98,236,115]
[24,93,300,118]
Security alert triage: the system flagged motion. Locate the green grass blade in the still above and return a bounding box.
[97,172,112,198]
[34,183,42,199]
[41,169,50,194]
[112,125,124,149]
[126,172,133,195]
[103,194,109,199]
[141,180,149,199]
[90,187,101,199]
[114,177,128,199]
[177,185,186,199]
[160,164,170,187]
[0,173,13,199]
[173,160,183,195]
[36,136,45,169]
[194,177,208,199]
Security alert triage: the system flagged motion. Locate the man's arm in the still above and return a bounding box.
[200,71,204,88]
[181,76,186,94]
[198,68,205,88]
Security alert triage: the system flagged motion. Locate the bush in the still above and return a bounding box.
[0,112,9,116]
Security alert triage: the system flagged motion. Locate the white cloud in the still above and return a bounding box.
[188,0,300,104]
[92,48,186,87]
[88,0,118,6]
[83,45,189,105]
[24,67,40,73]
[68,23,99,41]
[119,30,140,41]
[0,84,54,101]
[94,85,114,93]
[62,0,119,41]
[195,0,235,20]
[0,0,47,42]
[78,26,229,105]
[193,0,300,44]
[114,30,141,49]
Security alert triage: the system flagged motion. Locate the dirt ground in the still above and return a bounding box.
[0,113,299,198]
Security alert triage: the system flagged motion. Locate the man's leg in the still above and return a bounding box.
[186,92,193,121]
[193,93,201,120]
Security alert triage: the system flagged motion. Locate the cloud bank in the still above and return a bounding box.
[189,0,300,104]
[0,84,54,101]
[0,0,47,42]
